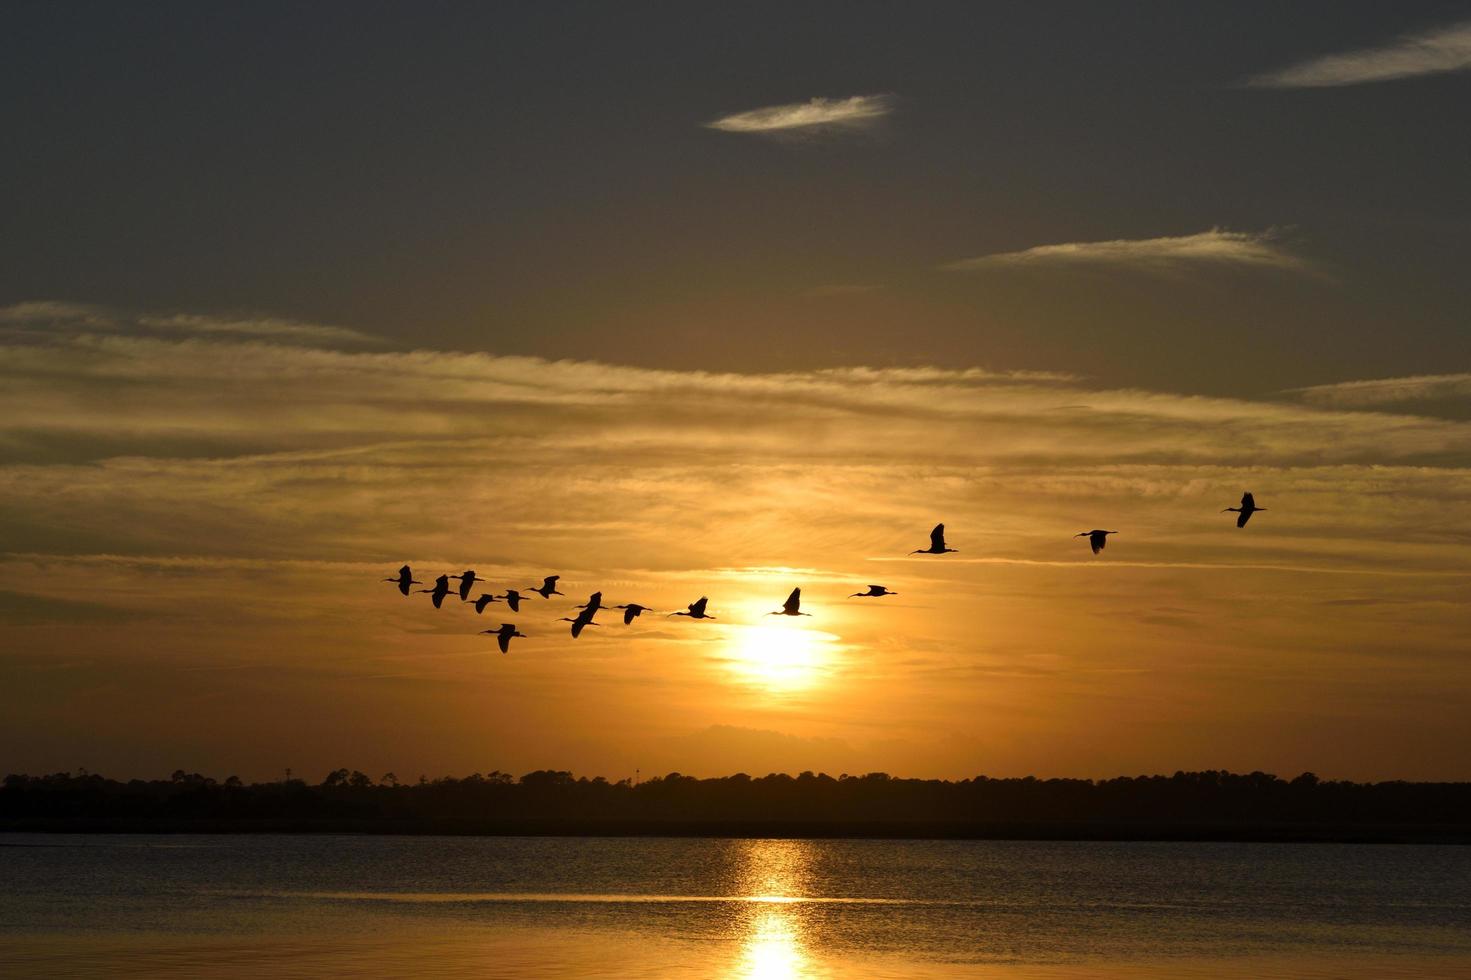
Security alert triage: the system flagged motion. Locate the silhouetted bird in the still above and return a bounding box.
[770,587,811,617]
[500,590,527,612]
[450,570,481,602]
[469,593,501,614]
[1076,530,1117,555]
[614,603,651,624]
[480,623,525,654]
[529,575,563,599]
[1224,492,1265,528]
[912,523,958,555]
[851,584,896,598]
[418,574,453,608]
[383,565,420,596]
[574,591,604,614]
[670,597,716,620]
[558,606,599,638]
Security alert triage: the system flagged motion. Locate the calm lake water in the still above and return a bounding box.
[2,835,1470,978]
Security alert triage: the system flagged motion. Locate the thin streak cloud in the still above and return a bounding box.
[870,556,1465,578]
[941,230,1306,274]
[0,301,377,347]
[3,313,1468,469]
[706,95,893,134]
[1247,19,1471,88]
[1288,374,1471,407]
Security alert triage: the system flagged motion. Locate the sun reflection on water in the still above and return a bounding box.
[738,906,811,979]
[728,839,824,979]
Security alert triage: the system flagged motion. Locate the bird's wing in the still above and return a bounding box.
[1237,510,1251,528]
[1242,492,1254,509]
[624,608,636,624]
[691,597,708,616]
[399,565,411,577]
[545,576,559,587]
[498,633,510,653]
[930,524,945,549]
[783,588,801,612]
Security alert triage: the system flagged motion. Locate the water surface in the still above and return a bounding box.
[3,835,1469,977]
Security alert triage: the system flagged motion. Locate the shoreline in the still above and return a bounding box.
[5,818,1469,843]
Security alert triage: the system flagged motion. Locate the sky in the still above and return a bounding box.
[2,1,1470,783]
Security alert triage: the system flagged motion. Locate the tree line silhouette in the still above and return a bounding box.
[4,768,1469,841]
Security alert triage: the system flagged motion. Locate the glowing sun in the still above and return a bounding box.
[726,623,838,693]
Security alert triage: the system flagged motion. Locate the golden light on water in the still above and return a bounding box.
[736,907,811,980]
[725,623,839,694]
[730,839,819,979]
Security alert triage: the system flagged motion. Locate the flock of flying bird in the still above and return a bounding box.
[382,493,1267,653]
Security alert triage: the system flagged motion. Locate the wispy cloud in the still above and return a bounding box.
[1247,19,1471,88]
[706,95,893,134]
[0,300,114,328]
[2,318,1465,471]
[5,302,1471,782]
[0,300,377,346]
[943,229,1306,274]
[135,313,377,346]
[1287,373,1471,407]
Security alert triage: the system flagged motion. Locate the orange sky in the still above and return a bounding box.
[4,5,1471,783]
[2,311,1468,782]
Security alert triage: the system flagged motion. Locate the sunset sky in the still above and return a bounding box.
[3,2,1470,783]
